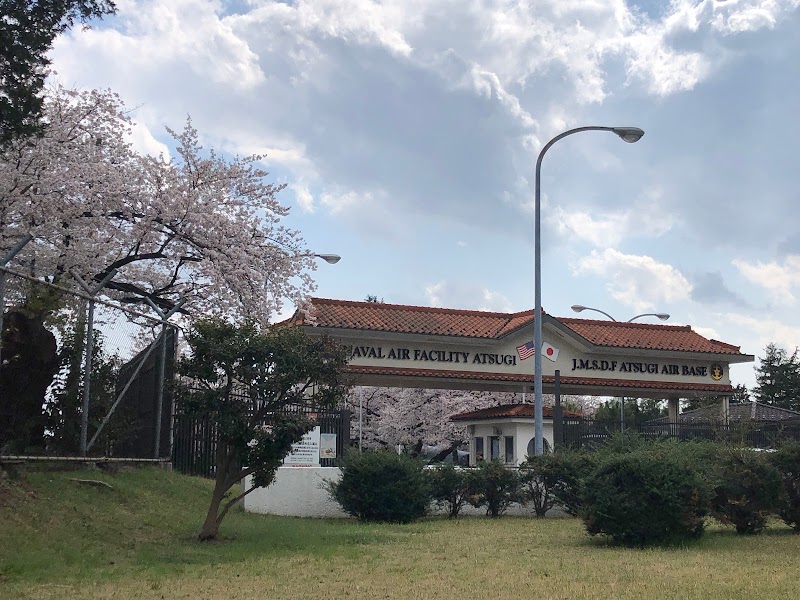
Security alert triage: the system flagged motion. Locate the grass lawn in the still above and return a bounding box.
[2,467,800,599]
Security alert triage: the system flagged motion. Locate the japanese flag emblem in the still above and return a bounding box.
[542,342,559,362]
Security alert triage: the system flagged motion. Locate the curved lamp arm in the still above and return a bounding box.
[627,312,670,322]
[532,126,644,456]
[570,304,618,321]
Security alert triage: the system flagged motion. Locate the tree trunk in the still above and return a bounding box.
[197,442,240,541]
[198,467,229,541]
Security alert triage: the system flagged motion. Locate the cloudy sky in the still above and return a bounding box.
[50,0,800,389]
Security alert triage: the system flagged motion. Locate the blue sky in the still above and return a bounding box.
[50,0,800,390]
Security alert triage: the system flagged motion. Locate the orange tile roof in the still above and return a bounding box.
[558,318,743,355]
[451,404,582,421]
[293,298,749,357]
[294,298,533,339]
[345,365,734,394]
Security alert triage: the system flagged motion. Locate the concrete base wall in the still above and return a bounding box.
[243,466,566,519]
[243,467,348,518]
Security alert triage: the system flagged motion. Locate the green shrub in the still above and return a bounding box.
[329,450,431,523]
[710,448,782,535]
[771,442,800,532]
[519,453,577,517]
[595,430,649,455]
[428,463,471,518]
[582,451,708,547]
[546,449,597,516]
[467,460,523,517]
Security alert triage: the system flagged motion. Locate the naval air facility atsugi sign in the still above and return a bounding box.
[285,298,753,400]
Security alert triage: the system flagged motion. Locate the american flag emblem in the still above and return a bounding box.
[516,341,536,360]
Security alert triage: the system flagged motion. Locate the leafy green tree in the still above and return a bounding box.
[519,454,568,517]
[428,463,470,518]
[685,384,750,412]
[44,321,127,455]
[467,460,523,517]
[177,319,349,541]
[594,398,666,427]
[0,0,116,146]
[753,344,800,411]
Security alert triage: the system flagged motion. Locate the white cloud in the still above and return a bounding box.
[551,190,675,247]
[424,281,513,312]
[319,189,375,215]
[723,312,800,354]
[692,324,721,341]
[126,119,170,158]
[571,249,692,311]
[291,182,315,213]
[479,289,513,313]
[733,255,800,304]
[55,0,265,91]
[425,281,445,307]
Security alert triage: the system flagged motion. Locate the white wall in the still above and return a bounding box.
[243,467,348,518]
[243,466,565,518]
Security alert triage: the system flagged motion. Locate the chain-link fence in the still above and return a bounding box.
[1,253,180,460]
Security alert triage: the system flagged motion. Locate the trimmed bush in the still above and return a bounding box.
[329,450,431,523]
[519,453,575,517]
[546,450,597,516]
[771,442,800,532]
[710,448,782,535]
[428,463,471,518]
[467,460,523,517]
[582,451,708,547]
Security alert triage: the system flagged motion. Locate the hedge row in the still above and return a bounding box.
[326,438,800,547]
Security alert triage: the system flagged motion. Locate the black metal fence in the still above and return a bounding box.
[172,399,351,478]
[562,417,800,450]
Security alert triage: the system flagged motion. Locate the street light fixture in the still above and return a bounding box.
[569,304,669,431]
[532,126,644,455]
[314,254,341,264]
[570,304,669,322]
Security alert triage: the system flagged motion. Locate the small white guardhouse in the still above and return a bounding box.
[451,404,582,466]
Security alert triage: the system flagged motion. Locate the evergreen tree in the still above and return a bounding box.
[753,344,800,411]
[0,0,116,146]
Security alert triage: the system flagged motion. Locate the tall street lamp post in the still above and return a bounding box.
[569,304,669,431]
[533,126,644,455]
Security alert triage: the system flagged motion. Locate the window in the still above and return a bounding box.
[504,436,514,464]
[526,437,551,456]
[474,437,484,462]
[489,436,501,460]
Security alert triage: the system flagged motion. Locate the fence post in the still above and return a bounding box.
[72,269,117,457]
[0,234,33,371]
[553,369,562,447]
[144,298,185,459]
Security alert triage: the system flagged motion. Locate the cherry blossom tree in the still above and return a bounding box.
[1,83,316,320]
[346,387,592,452]
[1,84,317,443]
